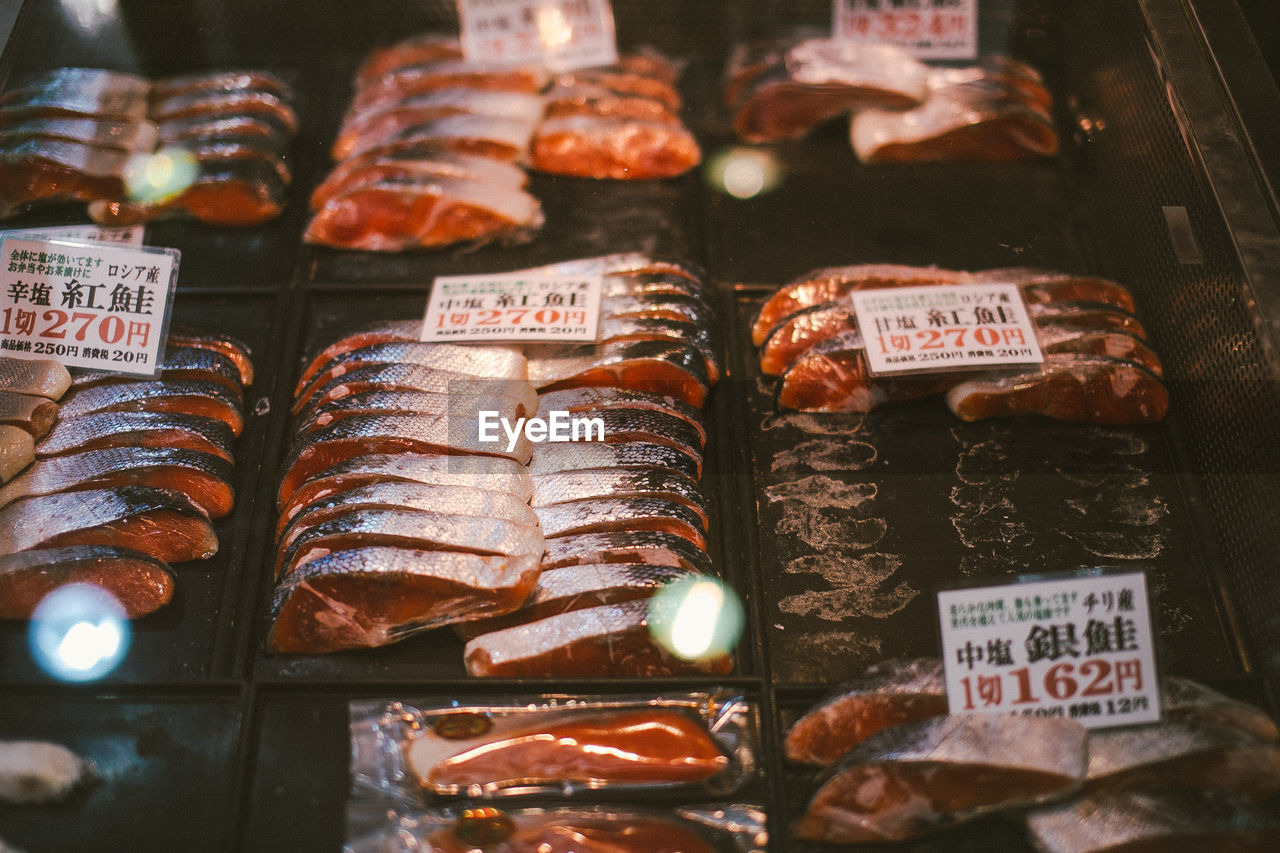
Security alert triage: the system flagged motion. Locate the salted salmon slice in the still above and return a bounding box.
[0,545,174,619]
[531,115,701,180]
[56,379,244,436]
[0,392,59,439]
[36,411,235,462]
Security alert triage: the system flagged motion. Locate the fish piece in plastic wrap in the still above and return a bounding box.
[784,658,947,766]
[531,114,701,180]
[0,68,149,121]
[36,411,236,463]
[0,116,155,152]
[293,365,536,418]
[294,341,527,405]
[0,391,59,439]
[348,691,753,799]
[311,149,528,210]
[1160,676,1279,743]
[0,545,173,619]
[533,495,707,549]
[352,33,464,89]
[350,60,549,115]
[0,424,34,484]
[527,439,701,480]
[0,139,132,216]
[339,113,538,164]
[776,330,955,413]
[267,546,541,653]
[89,155,289,227]
[550,66,683,112]
[293,389,532,438]
[157,112,293,156]
[149,69,293,103]
[544,83,683,124]
[534,406,706,457]
[793,714,1088,842]
[531,466,706,521]
[541,529,713,574]
[536,385,705,440]
[149,88,297,135]
[0,446,235,518]
[69,346,244,394]
[57,379,245,435]
[0,485,217,562]
[525,340,711,408]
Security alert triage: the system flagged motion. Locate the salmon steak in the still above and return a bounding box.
[0,545,174,619]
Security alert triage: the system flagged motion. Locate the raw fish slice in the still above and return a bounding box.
[455,562,698,640]
[351,61,549,114]
[794,715,1088,842]
[56,379,245,435]
[534,496,707,549]
[303,176,543,252]
[166,325,254,385]
[1042,331,1163,377]
[945,354,1169,424]
[602,270,713,303]
[526,340,711,408]
[335,88,545,161]
[0,424,33,483]
[293,340,526,402]
[928,56,1052,108]
[267,546,539,653]
[294,363,536,418]
[1026,787,1280,853]
[342,113,537,163]
[546,252,705,283]
[0,446,234,517]
[1032,303,1147,339]
[149,89,297,135]
[777,330,954,413]
[311,151,528,209]
[353,34,464,89]
[0,392,58,438]
[69,345,243,393]
[277,452,531,520]
[464,598,732,677]
[1014,276,1137,314]
[36,411,235,462]
[0,358,70,399]
[530,114,701,180]
[89,155,288,226]
[276,414,532,506]
[0,485,217,562]
[1086,719,1280,799]
[760,304,859,376]
[540,530,713,574]
[149,70,292,103]
[407,705,728,791]
[549,69,683,112]
[293,388,531,437]
[0,68,149,120]
[278,480,538,549]
[0,740,91,804]
[528,440,700,480]
[603,291,714,326]
[275,508,544,579]
[536,386,705,439]
[0,116,154,152]
[0,545,173,619]
[296,320,420,390]
[557,407,705,455]
[172,138,291,183]
[544,84,682,123]
[158,112,292,151]
[598,313,719,382]
[531,467,706,523]
[419,808,719,853]
[785,658,947,765]
[1161,676,1280,742]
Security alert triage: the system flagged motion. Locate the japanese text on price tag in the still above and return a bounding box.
[3,224,144,247]
[0,237,179,376]
[937,572,1161,729]
[833,0,978,60]
[851,283,1043,375]
[422,271,602,342]
[458,0,618,72]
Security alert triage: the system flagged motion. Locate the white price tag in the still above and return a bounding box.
[3,224,144,247]
[0,237,179,376]
[457,0,618,72]
[938,572,1161,729]
[833,0,979,60]
[850,283,1042,375]
[422,271,602,342]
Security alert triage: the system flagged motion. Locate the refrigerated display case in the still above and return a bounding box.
[1,1,1279,849]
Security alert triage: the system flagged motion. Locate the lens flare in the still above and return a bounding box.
[705,147,783,199]
[648,576,745,662]
[124,146,199,205]
[535,6,573,49]
[29,584,130,682]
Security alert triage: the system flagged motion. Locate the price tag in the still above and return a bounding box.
[0,237,179,376]
[938,571,1161,729]
[457,0,618,72]
[422,270,602,342]
[850,283,1043,375]
[3,224,144,247]
[833,0,979,60]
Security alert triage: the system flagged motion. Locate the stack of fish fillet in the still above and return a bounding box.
[0,67,296,225]
[726,33,1058,162]
[752,263,1168,424]
[0,329,252,619]
[783,659,1280,847]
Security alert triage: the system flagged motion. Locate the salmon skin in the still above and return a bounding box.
[0,68,150,114]
[776,330,954,413]
[293,340,527,403]
[1161,676,1280,743]
[531,114,701,180]
[540,530,713,575]
[534,496,707,549]
[293,389,532,437]
[602,270,714,303]
[794,715,1088,842]
[158,113,292,157]
[0,485,218,563]
[404,806,721,853]
[0,545,173,619]
[88,155,288,227]
[56,379,245,435]
[541,406,705,455]
[596,315,720,383]
[150,70,293,103]
[527,440,701,480]
[293,363,537,418]
[0,138,131,215]
[349,59,549,115]
[36,410,235,462]
[337,112,537,164]
[0,357,71,399]
[0,424,34,483]
[352,33,464,89]
[166,325,254,386]
[149,89,297,135]
[464,598,733,677]
[267,546,540,653]
[531,467,707,525]
[295,320,421,390]
[0,446,235,518]
[536,386,705,439]
[784,658,947,766]
[0,116,154,152]
[310,149,529,210]
[405,706,730,792]
[0,391,59,439]
[275,507,544,579]
[550,67,683,112]
[69,345,244,393]
[526,340,711,408]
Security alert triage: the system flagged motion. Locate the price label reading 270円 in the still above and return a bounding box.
[937,571,1161,729]
[422,271,603,343]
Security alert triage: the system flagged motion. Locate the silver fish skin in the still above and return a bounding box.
[1161,676,1280,743]
[0,391,58,439]
[601,292,714,327]
[595,315,721,383]
[528,440,701,480]
[571,406,707,453]
[268,547,541,653]
[293,388,533,437]
[531,466,707,525]
[278,480,538,551]
[341,113,537,161]
[795,715,1088,843]
[294,341,527,403]
[0,446,234,511]
[602,272,713,303]
[56,379,245,434]
[276,507,544,578]
[166,325,255,386]
[533,496,707,549]
[534,253,706,284]
[69,346,243,393]
[295,320,421,389]
[1026,787,1280,853]
[525,340,710,406]
[294,362,536,418]
[0,68,150,119]
[35,410,236,461]
[540,529,713,574]
[535,386,705,439]
[0,425,33,483]
[0,357,71,399]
